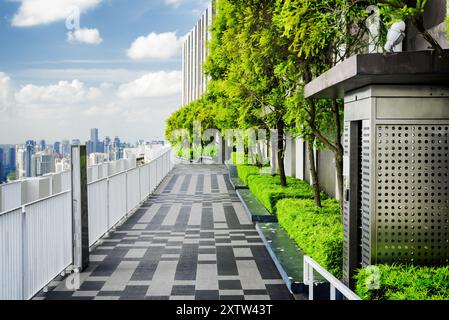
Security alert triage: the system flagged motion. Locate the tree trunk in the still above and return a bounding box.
[307,139,321,208]
[332,99,344,213]
[277,120,287,187]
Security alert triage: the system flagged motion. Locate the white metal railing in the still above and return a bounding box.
[303,255,361,300]
[0,148,173,300]
[0,191,72,300]
[87,148,172,247]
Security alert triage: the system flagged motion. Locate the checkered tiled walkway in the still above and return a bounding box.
[38,165,293,300]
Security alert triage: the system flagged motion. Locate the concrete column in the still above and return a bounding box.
[71,145,89,272]
[295,138,305,180]
[284,133,296,177]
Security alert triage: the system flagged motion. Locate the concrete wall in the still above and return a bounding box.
[317,149,338,199]
[286,136,340,200]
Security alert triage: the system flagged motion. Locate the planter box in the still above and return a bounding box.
[257,223,335,299]
[236,189,277,223]
[226,164,248,190]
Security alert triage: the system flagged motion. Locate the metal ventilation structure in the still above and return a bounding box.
[304,51,449,288]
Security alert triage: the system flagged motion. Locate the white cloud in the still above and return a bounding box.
[15,80,88,105]
[0,72,12,113]
[84,103,121,116]
[67,28,103,45]
[16,68,154,84]
[117,71,182,99]
[165,0,184,8]
[127,32,184,60]
[0,72,181,144]
[12,0,102,27]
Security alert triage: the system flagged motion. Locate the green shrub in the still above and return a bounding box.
[236,165,261,185]
[247,175,325,213]
[174,146,218,158]
[355,264,449,300]
[276,198,343,278]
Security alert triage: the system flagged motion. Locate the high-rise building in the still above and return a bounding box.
[39,139,46,152]
[53,142,61,155]
[113,136,123,160]
[72,139,81,146]
[0,145,16,183]
[104,136,112,161]
[90,128,99,154]
[15,147,26,179]
[62,140,70,158]
[182,1,214,106]
[31,152,55,177]
[25,140,35,177]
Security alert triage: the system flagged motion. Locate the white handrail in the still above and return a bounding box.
[303,255,361,301]
[0,147,173,300]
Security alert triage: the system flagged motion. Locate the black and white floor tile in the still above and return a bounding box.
[37,165,293,300]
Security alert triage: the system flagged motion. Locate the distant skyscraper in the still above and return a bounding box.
[113,136,123,160]
[104,136,111,160]
[53,142,61,155]
[72,139,81,146]
[88,128,103,155]
[62,140,70,157]
[31,153,55,177]
[25,140,35,177]
[91,128,99,143]
[16,147,26,179]
[39,139,46,152]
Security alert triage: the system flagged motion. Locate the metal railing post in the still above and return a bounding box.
[330,284,336,300]
[308,264,314,300]
[21,205,27,300]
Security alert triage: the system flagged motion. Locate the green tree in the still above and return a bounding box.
[276,0,374,210]
[7,171,16,182]
[205,0,293,186]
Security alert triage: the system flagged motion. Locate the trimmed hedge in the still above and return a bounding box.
[276,198,343,278]
[247,175,324,213]
[355,264,449,300]
[175,146,217,158]
[236,165,261,185]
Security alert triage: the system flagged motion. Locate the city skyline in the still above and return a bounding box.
[0,127,166,184]
[0,0,211,144]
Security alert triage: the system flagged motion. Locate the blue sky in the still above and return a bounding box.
[0,0,209,144]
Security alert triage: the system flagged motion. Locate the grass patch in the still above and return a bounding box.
[355,264,449,300]
[276,198,343,278]
[247,175,324,213]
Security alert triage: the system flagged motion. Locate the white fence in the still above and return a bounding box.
[0,148,173,300]
[0,191,72,300]
[303,255,361,300]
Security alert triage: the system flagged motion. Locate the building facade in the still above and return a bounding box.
[182,1,214,106]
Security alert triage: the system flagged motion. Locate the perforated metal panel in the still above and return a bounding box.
[376,124,449,265]
[342,124,350,281]
[360,121,371,266]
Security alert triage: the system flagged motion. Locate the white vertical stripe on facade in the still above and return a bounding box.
[182,2,214,107]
